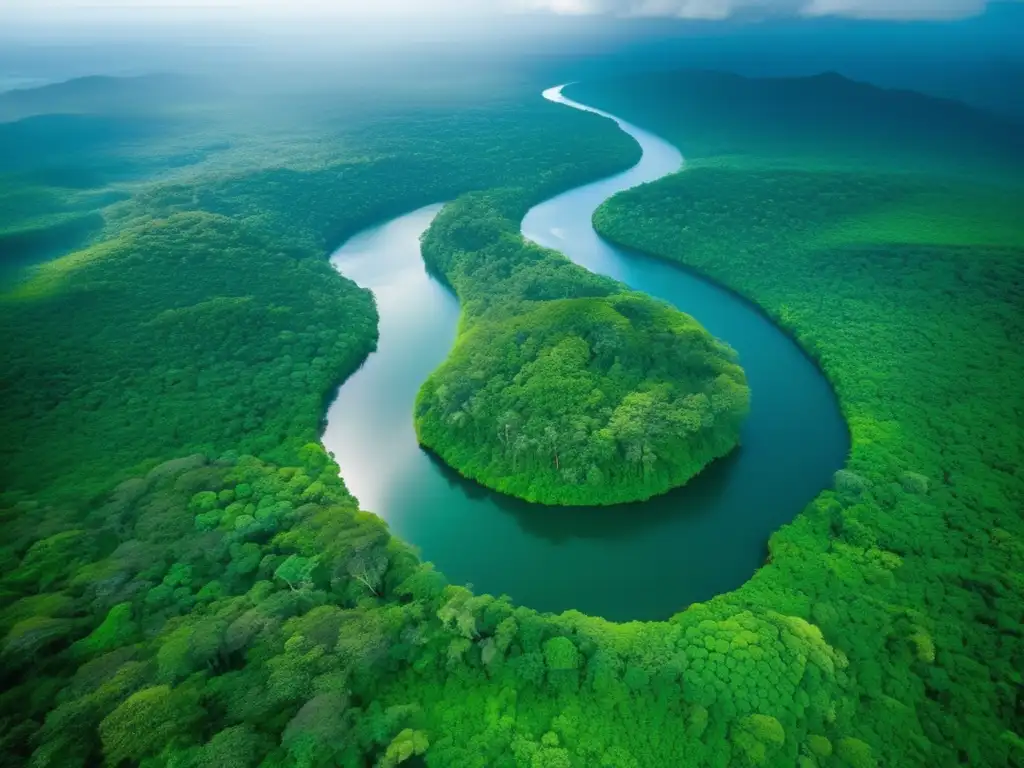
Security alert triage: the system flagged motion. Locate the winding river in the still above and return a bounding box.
[322,85,848,622]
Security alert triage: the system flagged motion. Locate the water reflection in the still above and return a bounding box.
[422,447,744,545]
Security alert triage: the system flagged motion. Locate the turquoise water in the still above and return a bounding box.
[322,88,848,621]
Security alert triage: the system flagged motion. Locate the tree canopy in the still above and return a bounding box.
[415,191,748,505]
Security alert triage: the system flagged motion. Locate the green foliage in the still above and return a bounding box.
[806,734,832,758]
[173,725,267,768]
[416,193,748,504]
[99,684,204,764]
[0,451,423,767]
[0,212,378,500]
[2,616,77,661]
[71,603,137,656]
[380,728,430,768]
[835,737,876,768]
[543,636,580,671]
[733,714,786,766]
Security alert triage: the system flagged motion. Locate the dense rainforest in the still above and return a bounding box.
[571,72,1024,766]
[415,190,749,505]
[0,67,1020,768]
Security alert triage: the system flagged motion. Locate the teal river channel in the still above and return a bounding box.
[322,85,849,622]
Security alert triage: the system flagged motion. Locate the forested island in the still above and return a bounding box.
[0,59,1022,768]
[415,190,749,505]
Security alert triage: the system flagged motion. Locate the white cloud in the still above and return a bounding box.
[0,0,1007,22]
[517,0,1000,18]
[513,0,751,18]
[801,0,988,18]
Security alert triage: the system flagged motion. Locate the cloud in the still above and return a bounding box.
[800,0,989,18]
[515,0,997,18]
[1,0,1007,23]
[513,0,772,19]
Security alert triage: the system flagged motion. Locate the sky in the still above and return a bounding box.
[0,0,1012,22]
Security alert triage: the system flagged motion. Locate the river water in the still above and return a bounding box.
[322,86,848,621]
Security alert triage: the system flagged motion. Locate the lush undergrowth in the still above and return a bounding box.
[415,190,749,505]
[569,72,1024,766]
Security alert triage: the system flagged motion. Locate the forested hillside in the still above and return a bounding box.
[572,72,1024,766]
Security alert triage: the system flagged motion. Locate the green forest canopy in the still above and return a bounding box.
[415,190,749,505]
[0,69,1021,768]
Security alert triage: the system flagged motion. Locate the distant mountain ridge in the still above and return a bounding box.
[568,69,1024,179]
[0,73,212,122]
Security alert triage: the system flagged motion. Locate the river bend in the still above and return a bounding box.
[322,85,848,621]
